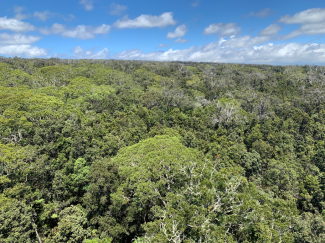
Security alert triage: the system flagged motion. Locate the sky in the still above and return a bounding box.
[1,0,325,64]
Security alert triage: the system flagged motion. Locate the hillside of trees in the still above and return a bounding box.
[1,56,325,242]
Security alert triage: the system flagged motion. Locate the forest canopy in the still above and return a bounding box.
[1,56,325,242]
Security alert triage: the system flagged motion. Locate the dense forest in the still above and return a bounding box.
[1,56,325,242]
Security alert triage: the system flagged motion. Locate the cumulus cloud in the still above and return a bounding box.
[79,0,95,11]
[0,45,47,57]
[0,16,35,32]
[39,23,66,35]
[279,8,325,24]
[281,23,325,39]
[39,23,110,39]
[92,24,111,34]
[167,24,188,39]
[174,38,189,43]
[113,12,177,29]
[109,3,127,16]
[279,8,325,39]
[259,24,282,36]
[203,23,241,37]
[63,24,110,39]
[0,33,42,45]
[33,11,55,21]
[0,11,45,58]
[113,41,325,65]
[62,25,95,39]
[14,6,29,20]
[219,35,271,48]
[246,8,272,18]
[72,46,110,59]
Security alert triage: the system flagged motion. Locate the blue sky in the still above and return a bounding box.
[1,0,325,64]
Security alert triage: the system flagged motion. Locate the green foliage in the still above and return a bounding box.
[0,197,35,242]
[109,136,203,238]
[84,237,112,243]
[1,58,325,241]
[49,205,89,243]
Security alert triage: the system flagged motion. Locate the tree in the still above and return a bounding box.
[0,197,35,242]
[108,135,206,240]
[48,205,89,243]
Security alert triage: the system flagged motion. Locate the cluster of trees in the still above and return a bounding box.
[1,56,325,242]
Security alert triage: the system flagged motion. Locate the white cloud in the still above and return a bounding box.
[65,14,76,21]
[50,23,67,34]
[174,38,189,43]
[62,25,95,39]
[158,43,170,48]
[0,45,47,57]
[279,8,325,24]
[79,0,95,11]
[246,8,272,18]
[0,16,35,32]
[279,8,325,39]
[72,46,110,59]
[93,24,111,34]
[281,23,325,39]
[39,23,110,39]
[14,6,29,20]
[113,12,177,29]
[191,0,199,7]
[203,23,241,37]
[220,35,271,48]
[259,24,282,36]
[0,33,42,45]
[0,12,45,58]
[33,11,55,21]
[74,46,84,55]
[14,6,25,14]
[218,38,227,46]
[33,11,75,22]
[109,3,127,16]
[39,23,66,35]
[113,38,325,64]
[167,24,188,39]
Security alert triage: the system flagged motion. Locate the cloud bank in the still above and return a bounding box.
[112,41,325,65]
